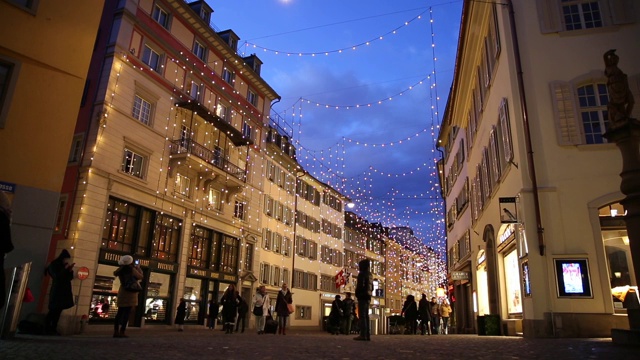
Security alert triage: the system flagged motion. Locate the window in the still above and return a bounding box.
[260,263,270,284]
[242,122,252,141]
[218,235,239,273]
[222,68,234,85]
[537,0,634,34]
[207,187,221,211]
[247,89,257,106]
[132,95,152,125]
[193,40,206,61]
[0,59,19,128]
[54,195,68,234]
[175,173,191,197]
[189,82,200,100]
[152,214,181,262]
[122,148,146,179]
[561,0,603,30]
[263,228,272,250]
[216,103,230,122]
[234,200,245,220]
[189,226,211,268]
[244,242,254,271]
[152,4,170,29]
[68,134,83,163]
[577,83,609,144]
[142,45,161,72]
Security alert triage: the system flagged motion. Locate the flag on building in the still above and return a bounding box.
[335,269,346,288]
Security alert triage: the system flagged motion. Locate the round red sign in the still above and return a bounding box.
[77,267,90,280]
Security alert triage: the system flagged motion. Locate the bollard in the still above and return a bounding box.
[79,314,88,334]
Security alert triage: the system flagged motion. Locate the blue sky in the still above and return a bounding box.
[210,0,463,251]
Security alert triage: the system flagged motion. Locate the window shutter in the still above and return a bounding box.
[609,0,636,25]
[550,82,582,145]
[536,0,563,33]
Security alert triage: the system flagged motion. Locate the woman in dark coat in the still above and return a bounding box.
[45,249,75,335]
[329,295,343,335]
[418,293,431,335]
[220,284,238,334]
[175,298,187,331]
[402,294,419,335]
[275,283,293,335]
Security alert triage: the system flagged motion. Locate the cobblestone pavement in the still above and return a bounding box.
[1,326,637,360]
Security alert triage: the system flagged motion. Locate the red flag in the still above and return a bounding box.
[335,269,346,288]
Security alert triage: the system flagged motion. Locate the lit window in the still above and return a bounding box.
[561,0,603,31]
[132,95,152,125]
[208,187,221,210]
[216,103,229,122]
[175,173,191,197]
[577,83,609,144]
[189,82,200,100]
[234,200,245,220]
[152,5,170,28]
[122,148,145,178]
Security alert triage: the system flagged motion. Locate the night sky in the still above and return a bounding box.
[211,0,463,253]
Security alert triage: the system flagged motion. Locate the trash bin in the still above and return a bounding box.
[484,314,501,335]
[477,315,486,336]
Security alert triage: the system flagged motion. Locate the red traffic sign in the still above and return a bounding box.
[77,267,90,280]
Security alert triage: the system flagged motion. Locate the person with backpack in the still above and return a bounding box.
[402,294,419,335]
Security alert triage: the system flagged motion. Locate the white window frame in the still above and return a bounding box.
[193,40,206,61]
[561,0,604,31]
[142,44,162,72]
[132,94,152,125]
[234,200,245,220]
[122,148,146,179]
[577,82,609,144]
[175,173,191,197]
[222,68,234,85]
[247,89,257,106]
[207,186,221,211]
[152,4,170,29]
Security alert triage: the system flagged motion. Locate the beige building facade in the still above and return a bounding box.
[439,0,639,337]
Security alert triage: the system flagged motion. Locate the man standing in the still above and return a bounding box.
[353,259,372,341]
[430,297,441,335]
[235,292,249,333]
[341,292,356,335]
[418,293,431,335]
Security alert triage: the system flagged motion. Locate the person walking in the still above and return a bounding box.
[113,255,143,338]
[235,292,249,333]
[418,293,431,335]
[440,298,453,335]
[175,298,187,331]
[44,249,75,335]
[353,259,372,341]
[0,192,14,311]
[252,285,270,334]
[402,294,419,335]
[430,297,441,335]
[274,283,293,335]
[329,295,343,335]
[207,298,219,330]
[341,292,356,335]
[220,284,239,334]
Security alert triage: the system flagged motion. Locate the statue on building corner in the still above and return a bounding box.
[603,49,635,128]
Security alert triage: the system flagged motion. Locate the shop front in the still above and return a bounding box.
[497,224,524,335]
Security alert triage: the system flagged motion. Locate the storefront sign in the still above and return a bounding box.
[499,197,518,224]
[499,224,515,245]
[477,250,486,266]
[451,271,469,281]
[0,181,16,193]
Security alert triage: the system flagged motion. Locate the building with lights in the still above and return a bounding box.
[47,0,278,329]
[0,0,104,319]
[438,0,639,337]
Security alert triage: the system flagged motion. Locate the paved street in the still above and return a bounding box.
[0,326,637,360]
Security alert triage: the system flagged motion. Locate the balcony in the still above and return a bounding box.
[168,139,246,184]
[175,101,253,146]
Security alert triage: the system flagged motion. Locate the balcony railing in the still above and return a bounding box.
[169,139,246,182]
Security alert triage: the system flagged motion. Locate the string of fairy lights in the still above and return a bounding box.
[266,6,449,291]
